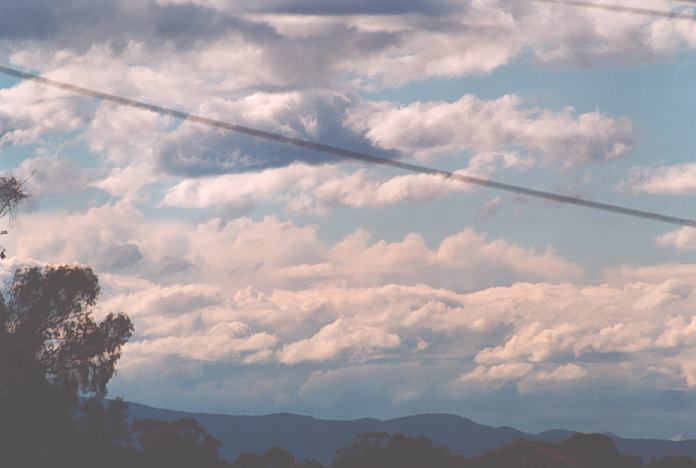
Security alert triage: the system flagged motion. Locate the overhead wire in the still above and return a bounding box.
[530,0,696,20]
[0,65,694,228]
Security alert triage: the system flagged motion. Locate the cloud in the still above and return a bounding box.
[12,205,579,292]
[125,331,278,364]
[0,24,638,196]
[152,91,398,176]
[655,227,696,252]
[279,319,402,364]
[5,0,696,99]
[11,204,695,383]
[100,273,696,420]
[7,202,696,433]
[533,363,588,382]
[346,95,635,164]
[160,152,532,214]
[0,80,85,146]
[15,154,94,198]
[245,0,455,16]
[0,0,272,50]
[626,163,696,195]
[605,262,696,285]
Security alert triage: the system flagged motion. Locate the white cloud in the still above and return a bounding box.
[656,227,696,252]
[461,363,535,389]
[279,319,402,364]
[626,163,696,195]
[534,363,588,382]
[12,205,579,292]
[346,95,635,164]
[161,152,533,214]
[8,202,695,429]
[0,80,85,146]
[16,155,93,198]
[124,331,278,365]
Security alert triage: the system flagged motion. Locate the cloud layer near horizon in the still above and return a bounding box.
[0,205,694,437]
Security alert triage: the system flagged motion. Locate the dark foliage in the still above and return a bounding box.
[232,447,325,468]
[133,417,228,468]
[0,174,29,219]
[333,432,464,468]
[466,433,642,468]
[647,457,696,468]
[0,265,133,467]
[1,266,133,397]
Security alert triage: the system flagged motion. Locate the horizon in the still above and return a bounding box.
[1,0,696,443]
[113,398,654,441]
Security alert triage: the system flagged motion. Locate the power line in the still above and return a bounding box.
[531,0,696,20]
[0,64,694,228]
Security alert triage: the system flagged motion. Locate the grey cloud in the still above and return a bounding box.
[16,155,94,198]
[245,0,457,16]
[156,92,398,176]
[0,0,272,50]
[99,243,144,272]
[3,0,696,87]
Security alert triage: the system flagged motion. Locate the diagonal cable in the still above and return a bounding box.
[530,0,696,20]
[0,64,694,228]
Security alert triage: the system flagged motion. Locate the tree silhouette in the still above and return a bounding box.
[232,447,326,468]
[647,457,696,468]
[0,265,133,467]
[76,397,136,468]
[333,432,463,468]
[0,175,29,259]
[133,417,228,468]
[0,265,133,397]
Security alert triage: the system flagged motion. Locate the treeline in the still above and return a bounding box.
[1,265,695,468]
[234,432,696,468]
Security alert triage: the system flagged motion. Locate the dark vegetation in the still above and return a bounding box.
[0,178,694,467]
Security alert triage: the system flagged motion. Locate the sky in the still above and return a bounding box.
[1,0,696,440]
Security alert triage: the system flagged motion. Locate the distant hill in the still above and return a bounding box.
[125,402,696,463]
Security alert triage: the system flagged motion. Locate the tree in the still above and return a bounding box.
[133,417,228,468]
[232,447,326,468]
[0,265,133,467]
[0,265,133,397]
[76,397,137,468]
[332,433,462,468]
[0,175,29,218]
[648,457,696,468]
[0,175,30,259]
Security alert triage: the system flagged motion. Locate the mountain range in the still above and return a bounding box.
[126,402,696,463]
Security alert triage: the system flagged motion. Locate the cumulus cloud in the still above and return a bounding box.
[655,227,696,252]
[0,8,643,206]
[9,204,696,389]
[346,95,635,164]
[125,331,278,364]
[15,154,94,198]
[606,263,696,285]
[0,80,85,146]
[279,319,401,364]
[99,271,696,414]
[160,152,532,214]
[626,162,696,195]
[4,0,696,94]
[11,205,579,292]
[151,91,399,176]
